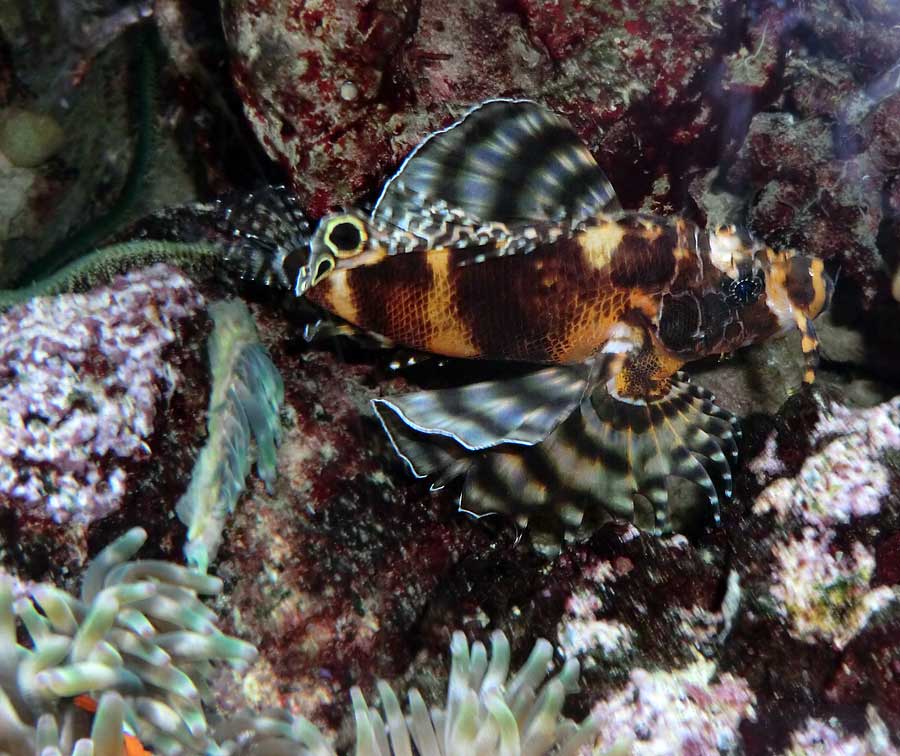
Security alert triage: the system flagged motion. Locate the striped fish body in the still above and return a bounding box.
[306,212,706,365]
[293,99,831,551]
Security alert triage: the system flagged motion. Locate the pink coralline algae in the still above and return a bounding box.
[783,708,897,755]
[555,557,637,665]
[589,660,756,755]
[768,529,896,649]
[556,588,634,665]
[750,397,900,649]
[753,396,900,528]
[0,264,203,524]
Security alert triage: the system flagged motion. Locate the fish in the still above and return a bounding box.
[293,100,833,552]
[73,694,152,756]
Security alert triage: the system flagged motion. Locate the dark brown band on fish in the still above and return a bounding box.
[449,237,593,362]
[795,312,820,384]
[786,256,816,309]
[347,252,435,347]
[808,258,831,318]
[607,223,678,290]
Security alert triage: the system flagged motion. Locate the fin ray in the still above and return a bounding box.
[375,370,739,548]
[217,185,313,291]
[373,99,621,229]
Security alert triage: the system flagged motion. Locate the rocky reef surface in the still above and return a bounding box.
[1,0,899,754]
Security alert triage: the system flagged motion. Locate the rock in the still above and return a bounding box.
[222,0,727,213]
[0,265,208,579]
[0,151,35,240]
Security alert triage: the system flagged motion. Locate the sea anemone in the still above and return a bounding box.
[214,631,599,756]
[1,528,598,755]
[0,527,257,755]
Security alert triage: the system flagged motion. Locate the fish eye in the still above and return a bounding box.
[325,217,367,257]
[329,222,361,251]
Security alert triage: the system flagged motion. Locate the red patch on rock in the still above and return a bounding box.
[223,0,728,212]
[827,617,900,732]
[875,531,900,586]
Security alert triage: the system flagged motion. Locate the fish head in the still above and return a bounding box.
[295,210,376,295]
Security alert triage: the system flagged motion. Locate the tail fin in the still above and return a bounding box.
[374,372,739,554]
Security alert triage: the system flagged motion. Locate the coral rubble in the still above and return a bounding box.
[783,708,898,756]
[748,396,900,649]
[754,396,900,528]
[589,660,756,755]
[769,529,895,649]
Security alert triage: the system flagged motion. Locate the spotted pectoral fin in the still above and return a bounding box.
[473,374,739,545]
[583,376,739,531]
[371,360,604,481]
[372,99,621,229]
[216,185,313,291]
[378,371,739,553]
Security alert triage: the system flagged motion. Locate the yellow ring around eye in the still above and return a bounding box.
[324,216,368,258]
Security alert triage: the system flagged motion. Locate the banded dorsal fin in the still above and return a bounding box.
[373,99,621,228]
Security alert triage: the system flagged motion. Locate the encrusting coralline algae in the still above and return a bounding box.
[0,265,203,524]
[752,395,900,650]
